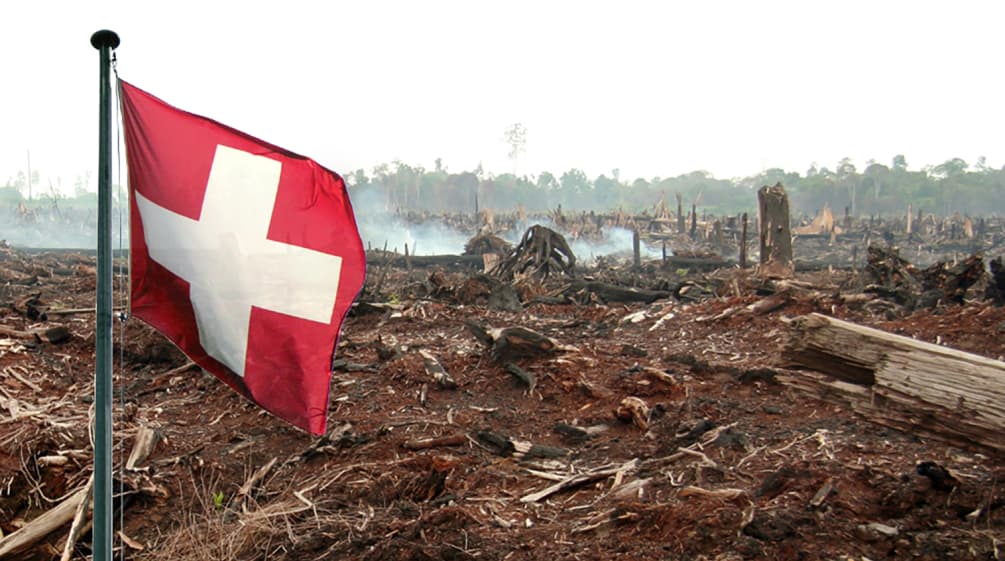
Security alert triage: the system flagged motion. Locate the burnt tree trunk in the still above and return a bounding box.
[739,212,748,269]
[632,229,641,269]
[757,182,793,277]
[689,204,697,240]
[676,193,685,234]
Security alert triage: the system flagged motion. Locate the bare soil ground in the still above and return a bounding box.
[0,248,1003,561]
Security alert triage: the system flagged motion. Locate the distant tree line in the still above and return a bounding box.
[347,155,1005,218]
[3,155,1002,218]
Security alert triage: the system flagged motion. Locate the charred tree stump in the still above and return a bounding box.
[757,182,793,278]
[490,225,576,281]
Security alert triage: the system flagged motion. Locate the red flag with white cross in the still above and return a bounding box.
[119,80,366,435]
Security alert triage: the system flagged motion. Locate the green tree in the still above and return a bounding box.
[863,161,890,213]
[594,174,620,209]
[536,171,557,191]
[836,157,859,215]
[932,157,968,179]
[891,154,908,171]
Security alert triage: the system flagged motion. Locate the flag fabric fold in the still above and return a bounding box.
[119,79,366,435]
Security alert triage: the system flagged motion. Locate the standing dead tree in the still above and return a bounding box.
[490,225,576,281]
[757,182,793,278]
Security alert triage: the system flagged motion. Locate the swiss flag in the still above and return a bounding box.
[119,80,366,435]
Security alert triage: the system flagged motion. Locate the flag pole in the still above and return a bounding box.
[90,28,120,561]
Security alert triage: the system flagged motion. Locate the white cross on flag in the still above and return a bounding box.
[119,80,366,435]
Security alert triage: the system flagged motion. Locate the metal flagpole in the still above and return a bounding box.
[91,28,120,561]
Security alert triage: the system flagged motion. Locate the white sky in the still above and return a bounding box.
[2,1,1004,193]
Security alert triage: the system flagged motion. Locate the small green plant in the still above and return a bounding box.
[387,293,401,305]
[212,490,224,510]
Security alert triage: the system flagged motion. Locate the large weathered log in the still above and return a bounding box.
[781,313,1005,455]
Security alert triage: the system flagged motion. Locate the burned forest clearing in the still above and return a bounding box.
[0,198,1004,561]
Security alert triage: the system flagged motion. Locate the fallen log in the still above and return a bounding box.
[565,280,671,304]
[0,324,71,344]
[0,486,89,558]
[781,313,1005,455]
[371,253,484,269]
[475,430,568,460]
[402,434,468,451]
[660,255,730,272]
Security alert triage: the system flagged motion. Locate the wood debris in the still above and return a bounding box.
[465,321,576,362]
[419,350,457,389]
[520,459,639,503]
[782,312,1005,454]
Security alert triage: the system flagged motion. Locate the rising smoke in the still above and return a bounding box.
[0,204,125,250]
[4,184,660,265]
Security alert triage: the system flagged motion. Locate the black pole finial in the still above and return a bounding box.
[90,29,120,50]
